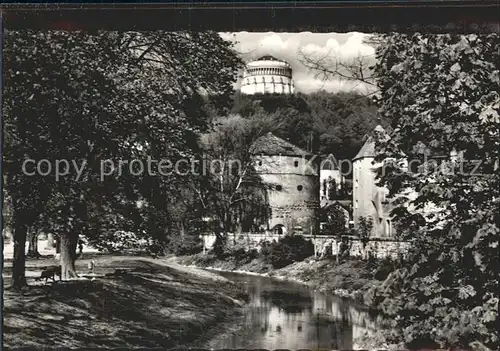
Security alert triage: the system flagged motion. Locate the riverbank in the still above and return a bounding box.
[169,253,391,305]
[167,254,401,350]
[3,255,248,349]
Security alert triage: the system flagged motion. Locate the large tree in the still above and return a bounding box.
[3,30,242,286]
[193,113,281,255]
[364,33,499,350]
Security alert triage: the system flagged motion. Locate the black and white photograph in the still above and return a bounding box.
[1,3,499,351]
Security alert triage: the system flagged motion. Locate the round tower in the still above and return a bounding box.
[252,133,319,235]
[240,55,295,95]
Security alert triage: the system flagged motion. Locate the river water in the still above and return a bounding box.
[204,271,380,350]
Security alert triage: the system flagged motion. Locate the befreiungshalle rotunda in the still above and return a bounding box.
[240,55,295,95]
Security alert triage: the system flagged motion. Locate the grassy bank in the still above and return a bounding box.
[171,253,391,305]
[3,254,248,349]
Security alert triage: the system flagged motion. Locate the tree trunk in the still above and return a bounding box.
[335,240,341,264]
[46,233,54,250]
[11,221,28,289]
[3,226,12,242]
[55,235,61,254]
[60,234,79,280]
[27,229,40,258]
[179,221,185,238]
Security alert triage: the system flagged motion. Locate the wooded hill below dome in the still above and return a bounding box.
[220,91,391,167]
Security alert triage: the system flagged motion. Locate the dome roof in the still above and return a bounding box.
[246,55,291,68]
[257,55,280,61]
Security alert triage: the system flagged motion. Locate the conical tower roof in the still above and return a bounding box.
[353,125,387,161]
[251,132,313,157]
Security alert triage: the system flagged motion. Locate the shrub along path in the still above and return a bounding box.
[171,252,394,304]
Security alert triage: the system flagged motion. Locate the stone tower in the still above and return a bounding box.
[352,125,393,237]
[251,133,319,235]
[240,55,295,95]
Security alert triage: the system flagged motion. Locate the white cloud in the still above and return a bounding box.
[220,31,377,94]
[342,32,376,57]
[295,74,373,95]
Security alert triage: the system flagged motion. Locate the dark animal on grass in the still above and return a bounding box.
[35,266,62,283]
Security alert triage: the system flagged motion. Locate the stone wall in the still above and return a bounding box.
[201,232,286,253]
[330,237,409,260]
[201,232,409,260]
[254,155,320,234]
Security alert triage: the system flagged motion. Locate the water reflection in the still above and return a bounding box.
[261,290,312,314]
[205,271,378,350]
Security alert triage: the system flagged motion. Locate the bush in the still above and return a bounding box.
[193,253,217,267]
[259,240,273,260]
[233,247,246,259]
[337,235,352,260]
[89,230,151,253]
[267,235,315,269]
[322,244,333,258]
[146,241,165,258]
[211,234,227,258]
[373,256,398,280]
[229,247,258,263]
[166,234,203,256]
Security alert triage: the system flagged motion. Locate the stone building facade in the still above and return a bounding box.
[251,132,320,235]
[240,55,295,95]
[352,125,394,237]
[319,154,344,207]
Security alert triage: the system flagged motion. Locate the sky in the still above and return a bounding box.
[219,32,376,94]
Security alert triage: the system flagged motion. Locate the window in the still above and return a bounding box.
[355,200,359,209]
[297,185,303,191]
[386,219,392,236]
[294,160,299,167]
[276,185,282,191]
[409,158,421,173]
